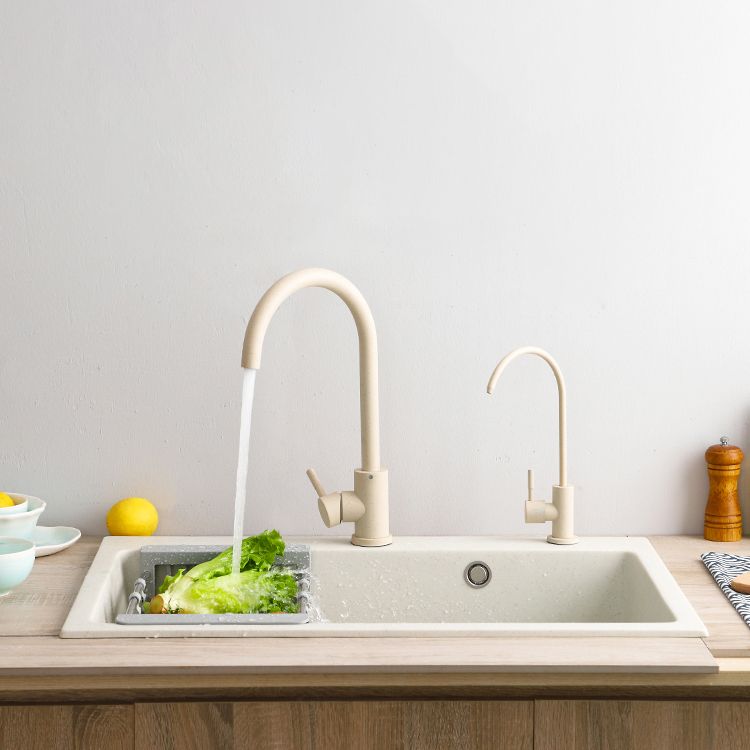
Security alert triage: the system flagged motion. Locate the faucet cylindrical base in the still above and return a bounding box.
[351,533,393,546]
[351,469,392,546]
[547,485,578,544]
[546,534,580,545]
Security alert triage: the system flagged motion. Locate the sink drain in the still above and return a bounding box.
[464,561,492,588]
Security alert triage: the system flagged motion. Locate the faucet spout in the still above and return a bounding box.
[242,267,380,472]
[243,268,390,546]
[487,346,567,487]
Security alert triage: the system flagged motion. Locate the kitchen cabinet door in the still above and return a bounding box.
[0,704,133,750]
[136,700,533,750]
[534,700,747,750]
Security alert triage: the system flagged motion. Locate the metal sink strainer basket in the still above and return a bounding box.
[116,543,310,625]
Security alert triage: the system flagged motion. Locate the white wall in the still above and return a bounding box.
[2,2,750,538]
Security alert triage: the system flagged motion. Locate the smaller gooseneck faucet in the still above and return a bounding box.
[243,268,391,547]
[487,346,578,545]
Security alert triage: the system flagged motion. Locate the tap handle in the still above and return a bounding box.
[306,468,327,498]
[527,469,534,502]
[307,469,343,527]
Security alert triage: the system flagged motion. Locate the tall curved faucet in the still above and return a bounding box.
[242,268,391,547]
[487,346,578,544]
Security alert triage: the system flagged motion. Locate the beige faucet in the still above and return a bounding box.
[487,346,578,545]
[242,268,391,547]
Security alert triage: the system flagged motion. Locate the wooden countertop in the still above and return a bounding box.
[2,535,750,700]
[649,536,750,658]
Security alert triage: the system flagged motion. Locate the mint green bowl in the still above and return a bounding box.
[0,492,28,515]
[0,496,45,539]
[0,538,35,596]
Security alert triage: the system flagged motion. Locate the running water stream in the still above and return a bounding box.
[231,368,257,575]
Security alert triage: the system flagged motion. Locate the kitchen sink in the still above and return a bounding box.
[60,536,706,638]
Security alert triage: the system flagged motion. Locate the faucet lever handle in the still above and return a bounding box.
[527,469,534,502]
[306,468,327,498]
[307,469,345,528]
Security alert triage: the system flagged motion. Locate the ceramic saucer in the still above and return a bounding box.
[32,526,81,557]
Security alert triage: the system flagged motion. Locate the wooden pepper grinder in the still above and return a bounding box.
[704,436,744,542]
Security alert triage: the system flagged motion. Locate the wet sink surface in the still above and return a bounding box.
[61,536,706,638]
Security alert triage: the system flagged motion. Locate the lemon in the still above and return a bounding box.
[0,492,15,508]
[106,497,159,536]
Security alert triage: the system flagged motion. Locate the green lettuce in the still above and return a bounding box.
[150,529,298,615]
[158,528,285,594]
[158,569,298,615]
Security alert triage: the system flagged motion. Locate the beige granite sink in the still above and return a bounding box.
[61,535,706,638]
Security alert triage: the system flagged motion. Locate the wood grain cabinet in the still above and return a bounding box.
[135,700,534,750]
[535,700,748,750]
[2,699,750,749]
[0,704,133,750]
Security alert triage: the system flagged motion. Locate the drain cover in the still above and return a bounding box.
[464,561,491,588]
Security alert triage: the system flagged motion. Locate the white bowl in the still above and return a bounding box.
[0,493,29,515]
[0,495,46,540]
[0,538,35,596]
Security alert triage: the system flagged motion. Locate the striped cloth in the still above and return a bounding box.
[701,551,750,628]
